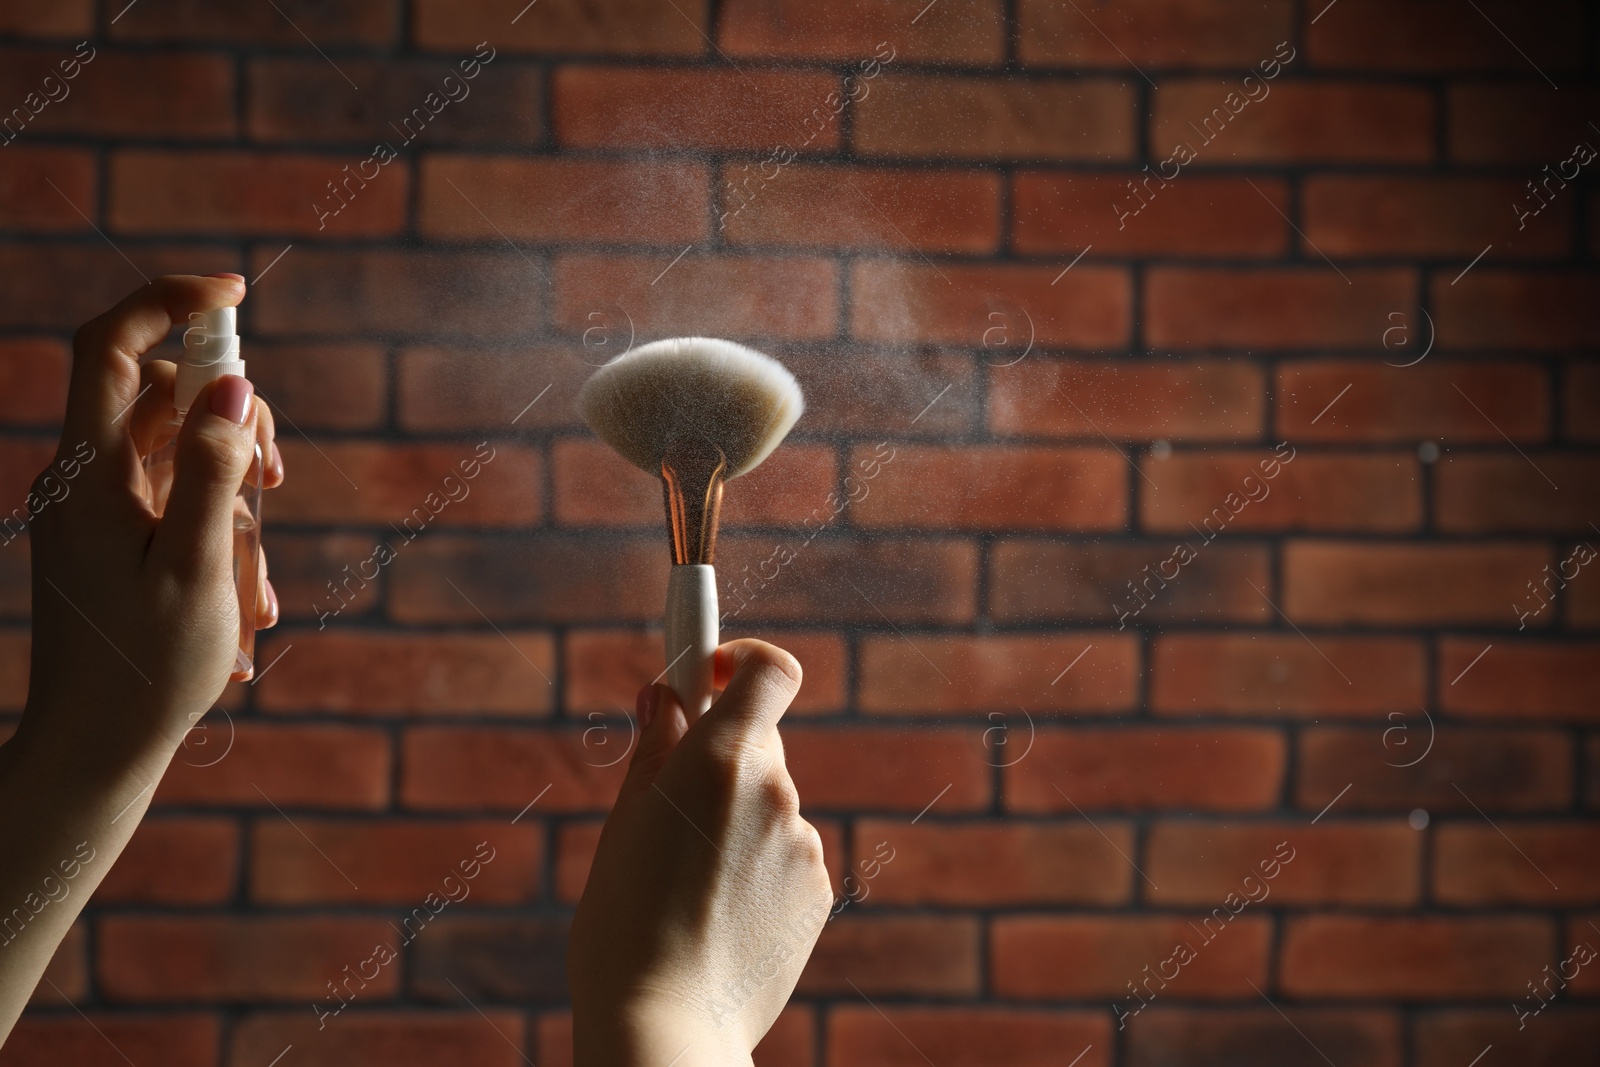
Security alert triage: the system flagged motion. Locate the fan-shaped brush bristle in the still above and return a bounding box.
[577,337,804,479]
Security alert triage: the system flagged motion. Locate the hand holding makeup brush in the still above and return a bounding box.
[569,639,831,1066]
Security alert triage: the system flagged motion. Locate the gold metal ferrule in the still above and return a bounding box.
[662,441,727,565]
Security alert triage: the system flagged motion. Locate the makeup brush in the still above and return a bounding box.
[578,337,804,718]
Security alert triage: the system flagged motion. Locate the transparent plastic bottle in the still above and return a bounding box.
[141,307,263,681]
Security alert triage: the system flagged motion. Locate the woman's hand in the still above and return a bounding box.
[0,274,282,1039]
[22,273,282,771]
[569,640,832,1066]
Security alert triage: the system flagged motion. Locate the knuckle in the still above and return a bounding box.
[760,772,802,819]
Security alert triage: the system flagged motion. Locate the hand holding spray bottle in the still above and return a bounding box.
[140,305,264,680]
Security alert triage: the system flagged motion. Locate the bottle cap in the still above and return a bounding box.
[176,307,246,413]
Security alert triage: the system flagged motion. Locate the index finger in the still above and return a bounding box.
[62,274,245,479]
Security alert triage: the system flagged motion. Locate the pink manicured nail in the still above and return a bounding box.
[263,580,279,625]
[210,375,254,424]
[207,272,246,281]
[636,685,657,731]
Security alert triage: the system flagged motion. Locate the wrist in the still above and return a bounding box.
[572,1001,751,1067]
[14,697,179,797]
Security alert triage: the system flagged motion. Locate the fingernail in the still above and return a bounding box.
[636,684,657,732]
[210,375,254,424]
[270,441,284,479]
[207,272,246,282]
[264,580,279,625]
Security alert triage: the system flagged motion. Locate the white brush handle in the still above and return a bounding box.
[665,564,718,719]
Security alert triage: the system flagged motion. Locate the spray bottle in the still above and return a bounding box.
[141,306,264,680]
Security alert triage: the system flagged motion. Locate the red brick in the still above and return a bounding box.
[1146,268,1414,349]
[398,345,589,433]
[0,338,68,424]
[271,441,539,526]
[155,724,390,810]
[256,631,554,716]
[250,342,388,431]
[1435,824,1600,906]
[228,1010,530,1067]
[0,0,92,34]
[0,48,234,139]
[250,57,543,145]
[721,534,980,626]
[1437,456,1599,533]
[1151,634,1426,717]
[0,438,55,517]
[989,540,1271,626]
[29,922,86,1006]
[563,628,847,715]
[1415,1011,1600,1067]
[110,151,407,236]
[852,819,1132,905]
[551,438,837,528]
[853,445,1125,531]
[389,535,663,624]
[96,817,238,904]
[250,819,540,905]
[1144,450,1420,533]
[991,358,1263,441]
[554,252,838,341]
[857,632,1139,714]
[721,0,1003,63]
[1448,85,1600,164]
[993,916,1272,998]
[1296,727,1571,814]
[553,821,604,905]
[1020,0,1291,68]
[1569,359,1600,441]
[723,164,1002,253]
[1127,1009,1402,1067]
[420,156,708,245]
[1008,728,1285,812]
[1014,172,1288,256]
[1150,82,1433,164]
[1308,0,1584,73]
[554,66,838,150]
[252,248,542,338]
[1440,638,1600,720]
[0,632,26,712]
[409,915,568,1002]
[0,244,241,331]
[417,0,705,55]
[98,916,400,1002]
[1304,176,1570,258]
[851,261,1130,347]
[829,1006,1108,1067]
[1281,916,1552,998]
[1147,821,1419,906]
[259,532,384,624]
[401,726,628,813]
[783,726,989,812]
[1276,360,1550,443]
[1435,272,1600,349]
[799,915,979,996]
[767,346,980,438]
[855,75,1136,161]
[1284,541,1547,626]
[1,1015,217,1067]
[114,0,395,43]
[0,147,94,232]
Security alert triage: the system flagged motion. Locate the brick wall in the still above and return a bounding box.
[1,1,1598,1064]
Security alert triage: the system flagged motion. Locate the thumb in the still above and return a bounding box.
[617,683,687,799]
[149,375,260,578]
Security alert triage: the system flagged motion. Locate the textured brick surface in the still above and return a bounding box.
[0,3,1590,1063]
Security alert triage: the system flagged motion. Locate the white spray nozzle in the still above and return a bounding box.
[176,306,245,413]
